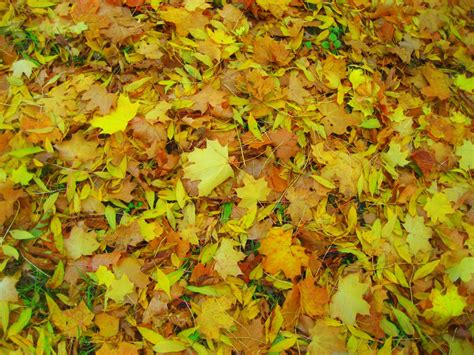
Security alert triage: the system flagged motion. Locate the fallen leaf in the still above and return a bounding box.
[183,140,234,196]
[330,273,371,326]
[235,173,271,209]
[90,94,139,134]
[195,297,234,339]
[259,228,308,279]
[64,225,100,260]
[213,238,245,279]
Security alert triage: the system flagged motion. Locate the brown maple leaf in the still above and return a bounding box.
[253,35,292,66]
[82,85,116,115]
[319,101,362,135]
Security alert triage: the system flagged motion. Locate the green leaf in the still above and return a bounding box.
[447,257,474,282]
[7,308,32,337]
[153,340,187,353]
[7,146,43,158]
[269,336,297,353]
[104,205,116,230]
[186,285,222,296]
[413,260,440,281]
[392,308,415,335]
[10,230,37,240]
[359,118,381,129]
[138,326,165,344]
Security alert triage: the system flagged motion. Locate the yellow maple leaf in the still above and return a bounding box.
[46,296,94,337]
[329,273,370,326]
[95,266,134,305]
[90,94,139,134]
[423,192,454,223]
[213,238,244,279]
[259,228,308,279]
[196,297,234,339]
[256,0,291,18]
[64,225,100,260]
[183,139,234,196]
[235,173,271,209]
[424,285,467,326]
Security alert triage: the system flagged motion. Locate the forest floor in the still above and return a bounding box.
[0,0,473,354]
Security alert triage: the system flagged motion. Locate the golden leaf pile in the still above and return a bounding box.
[0,0,473,354]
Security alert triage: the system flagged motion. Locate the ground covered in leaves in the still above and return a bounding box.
[0,0,473,353]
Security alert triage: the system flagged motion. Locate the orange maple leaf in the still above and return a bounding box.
[259,228,308,279]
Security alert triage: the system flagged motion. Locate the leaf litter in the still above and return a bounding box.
[0,0,473,354]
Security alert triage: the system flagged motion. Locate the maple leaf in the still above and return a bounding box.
[447,257,474,282]
[287,71,310,105]
[235,173,271,209]
[95,265,134,305]
[95,313,120,338]
[455,140,474,171]
[229,318,266,354]
[319,101,362,136]
[55,132,99,162]
[0,181,23,225]
[159,6,209,36]
[329,273,371,326]
[213,238,245,279]
[11,59,37,78]
[421,64,451,100]
[424,285,467,326]
[253,35,292,66]
[0,276,19,302]
[82,84,116,115]
[90,94,139,134]
[47,296,94,337]
[256,0,291,18]
[268,129,300,162]
[403,215,432,256]
[64,225,100,260]
[114,256,149,289]
[453,73,474,93]
[183,139,234,197]
[188,84,228,114]
[382,142,410,168]
[196,297,234,339]
[299,277,328,318]
[424,192,454,223]
[259,228,308,279]
[308,321,347,355]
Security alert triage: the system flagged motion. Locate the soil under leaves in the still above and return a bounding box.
[0,0,473,354]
